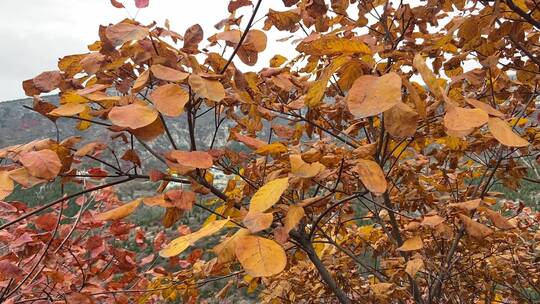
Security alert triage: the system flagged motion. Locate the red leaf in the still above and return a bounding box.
[35,213,57,231]
[134,0,149,8]
[87,167,108,179]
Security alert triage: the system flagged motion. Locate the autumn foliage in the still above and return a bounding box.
[2,0,540,303]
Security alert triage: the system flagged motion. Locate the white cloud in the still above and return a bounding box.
[0,0,292,101]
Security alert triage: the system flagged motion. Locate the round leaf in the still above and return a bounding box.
[108,103,158,129]
[346,72,402,118]
[150,84,189,117]
[235,235,287,277]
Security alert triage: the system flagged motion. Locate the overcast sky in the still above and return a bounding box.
[0,0,293,101]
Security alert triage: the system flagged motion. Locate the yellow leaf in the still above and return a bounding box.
[235,235,287,277]
[213,228,250,264]
[346,72,402,118]
[95,199,142,221]
[248,177,289,214]
[413,54,442,99]
[397,236,423,251]
[159,219,229,257]
[305,56,348,107]
[488,117,529,147]
[0,171,14,200]
[283,205,304,233]
[296,35,371,56]
[243,211,273,233]
[254,142,288,155]
[270,54,287,67]
[290,154,325,178]
[354,159,387,195]
[48,103,87,117]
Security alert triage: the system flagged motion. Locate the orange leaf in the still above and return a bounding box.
[397,236,423,251]
[150,84,189,117]
[346,72,402,118]
[132,69,150,92]
[235,235,287,277]
[444,105,488,137]
[354,159,387,195]
[48,103,87,117]
[166,150,213,169]
[290,154,325,178]
[465,98,504,117]
[384,102,419,138]
[150,64,189,82]
[105,23,149,46]
[19,149,62,180]
[188,74,225,102]
[243,211,274,233]
[488,117,529,147]
[95,199,142,221]
[108,103,158,129]
[484,209,515,230]
[0,171,14,200]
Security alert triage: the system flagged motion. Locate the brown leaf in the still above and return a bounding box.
[346,72,402,118]
[110,0,125,8]
[458,214,493,239]
[484,209,515,230]
[166,190,196,211]
[449,198,481,211]
[183,24,203,52]
[384,102,419,137]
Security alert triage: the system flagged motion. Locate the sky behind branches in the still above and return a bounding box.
[0,0,292,101]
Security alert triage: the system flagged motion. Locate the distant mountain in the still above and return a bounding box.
[0,95,231,151]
